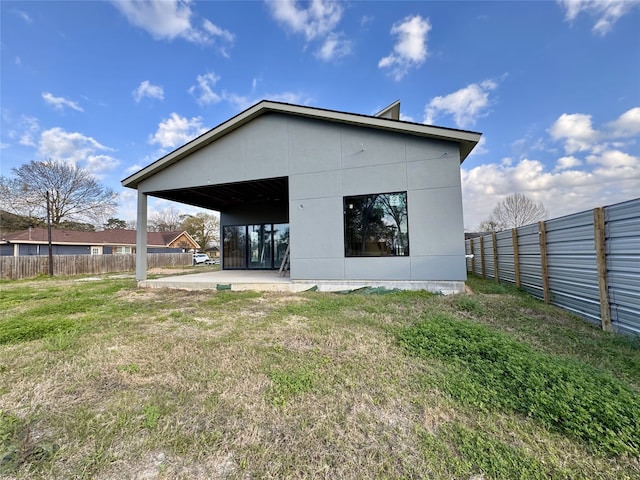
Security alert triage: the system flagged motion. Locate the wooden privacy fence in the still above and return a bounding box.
[0,253,192,280]
[466,197,640,335]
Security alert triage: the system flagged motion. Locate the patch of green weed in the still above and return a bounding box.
[455,295,485,314]
[466,275,524,295]
[399,314,640,456]
[142,404,161,429]
[419,423,552,479]
[117,363,141,374]
[267,367,315,407]
[0,318,85,345]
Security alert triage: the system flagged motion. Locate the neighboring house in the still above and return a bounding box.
[0,228,199,256]
[122,100,481,293]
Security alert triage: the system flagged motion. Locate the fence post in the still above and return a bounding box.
[469,239,475,273]
[593,207,612,332]
[539,221,550,303]
[492,232,499,284]
[479,236,486,278]
[512,228,521,288]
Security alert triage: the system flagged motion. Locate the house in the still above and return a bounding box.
[0,228,199,256]
[122,100,481,293]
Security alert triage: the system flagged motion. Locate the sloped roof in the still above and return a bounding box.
[1,228,199,248]
[122,100,482,189]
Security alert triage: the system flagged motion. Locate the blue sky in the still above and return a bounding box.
[1,0,639,230]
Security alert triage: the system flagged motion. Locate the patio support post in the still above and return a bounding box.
[136,191,148,281]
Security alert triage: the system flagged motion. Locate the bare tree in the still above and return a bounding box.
[149,206,183,232]
[477,219,503,232]
[480,193,549,231]
[0,160,117,227]
[180,212,220,250]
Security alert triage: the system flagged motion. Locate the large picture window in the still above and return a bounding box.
[344,191,409,257]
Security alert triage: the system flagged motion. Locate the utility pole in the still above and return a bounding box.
[46,191,53,276]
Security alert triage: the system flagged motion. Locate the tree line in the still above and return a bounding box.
[0,160,219,250]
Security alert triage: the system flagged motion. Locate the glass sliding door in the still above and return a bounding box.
[248,224,273,269]
[223,223,289,270]
[223,226,247,269]
[273,223,290,270]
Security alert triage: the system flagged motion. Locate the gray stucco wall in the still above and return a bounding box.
[137,113,467,282]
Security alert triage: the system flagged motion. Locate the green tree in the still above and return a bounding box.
[58,220,95,231]
[0,210,44,233]
[180,212,220,251]
[103,217,128,230]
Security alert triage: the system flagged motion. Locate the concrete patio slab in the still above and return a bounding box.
[139,270,464,294]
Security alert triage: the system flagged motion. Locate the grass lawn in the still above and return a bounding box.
[1,273,638,479]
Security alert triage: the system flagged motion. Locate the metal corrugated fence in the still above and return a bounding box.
[605,199,640,335]
[465,197,640,335]
[517,223,544,299]
[545,210,600,324]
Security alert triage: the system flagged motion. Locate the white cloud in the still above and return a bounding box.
[224,90,311,112]
[266,0,350,61]
[424,80,497,128]
[462,154,640,230]
[463,107,640,230]
[149,113,207,149]
[187,71,310,110]
[399,113,415,123]
[15,10,32,23]
[37,127,118,174]
[554,155,583,171]
[607,107,640,137]
[188,72,222,106]
[85,154,121,177]
[587,149,638,169]
[16,116,40,147]
[125,163,143,174]
[378,15,431,81]
[548,113,599,153]
[115,188,139,223]
[42,92,84,112]
[202,18,234,43]
[132,80,164,102]
[557,0,640,35]
[316,32,352,61]
[112,0,234,51]
[268,0,342,40]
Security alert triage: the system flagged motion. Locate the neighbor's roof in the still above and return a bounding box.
[1,228,199,248]
[122,100,482,189]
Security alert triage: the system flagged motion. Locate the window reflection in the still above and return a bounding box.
[223,223,289,269]
[344,192,409,257]
[223,226,247,268]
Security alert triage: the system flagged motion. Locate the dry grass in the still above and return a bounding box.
[1,274,638,479]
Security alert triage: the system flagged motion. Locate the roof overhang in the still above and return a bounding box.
[122,100,482,190]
